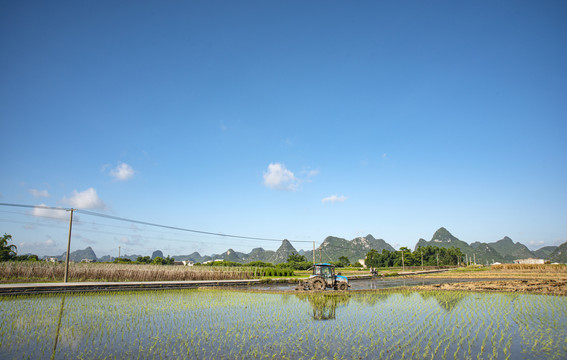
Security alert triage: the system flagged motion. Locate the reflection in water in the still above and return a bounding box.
[51,295,65,360]
[295,293,350,320]
[1,290,565,359]
[419,291,469,312]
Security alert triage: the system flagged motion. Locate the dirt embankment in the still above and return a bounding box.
[415,279,567,296]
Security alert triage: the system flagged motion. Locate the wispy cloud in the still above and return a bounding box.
[263,163,300,191]
[109,163,135,181]
[62,188,106,210]
[303,169,320,178]
[29,189,50,198]
[31,204,68,220]
[322,195,347,204]
[20,237,57,251]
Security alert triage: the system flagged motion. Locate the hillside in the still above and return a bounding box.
[268,239,298,264]
[304,234,395,263]
[48,247,99,262]
[415,228,504,264]
[549,241,567,263]
[243,247,275,263]
[65,228,558,266]
[533,246,558,259]
[487,237,534,261]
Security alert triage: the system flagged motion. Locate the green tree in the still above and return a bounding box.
[15,254,39,261]
[338,256,350,267]
[0,234,17,261]
[287,253,307,263]
[152,255,175,265]
[136,256,151,264]
[152,256,165,265]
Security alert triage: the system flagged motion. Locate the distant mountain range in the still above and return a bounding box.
[45,227,566,264]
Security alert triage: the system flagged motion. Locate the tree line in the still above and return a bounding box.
[365,246,464,268]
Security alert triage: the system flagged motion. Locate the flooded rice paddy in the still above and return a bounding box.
[1,289,566,359]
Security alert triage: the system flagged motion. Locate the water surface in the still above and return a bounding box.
[1,289,565,359]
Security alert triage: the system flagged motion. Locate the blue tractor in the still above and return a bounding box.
[296,263,350,291]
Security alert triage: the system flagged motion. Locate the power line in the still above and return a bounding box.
[0,202,313,244]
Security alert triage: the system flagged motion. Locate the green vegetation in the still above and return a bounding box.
[1,290,565,359]
[0,234,40,262]
[549,241,567,263]
[0,234,17,261]
[365,246,464,268]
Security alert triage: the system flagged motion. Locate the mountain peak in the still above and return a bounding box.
[499,236,514,244]
[269,239,298,264]
[431,227,458,243]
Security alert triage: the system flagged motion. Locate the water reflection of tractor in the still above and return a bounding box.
[296,263,350,291]
[295,293,350,320]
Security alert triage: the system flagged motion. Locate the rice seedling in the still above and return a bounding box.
[0,289,566,359]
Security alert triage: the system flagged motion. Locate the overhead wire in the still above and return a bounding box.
[0,202,314,245]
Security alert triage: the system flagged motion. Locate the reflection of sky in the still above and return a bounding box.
[1,290,565,359]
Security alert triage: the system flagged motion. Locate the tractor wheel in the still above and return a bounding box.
[311,278,326,291]
[337,282,348,291]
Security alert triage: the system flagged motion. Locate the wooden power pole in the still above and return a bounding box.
[63,208,74,283]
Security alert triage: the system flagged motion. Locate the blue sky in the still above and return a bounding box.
[1,1,566,258]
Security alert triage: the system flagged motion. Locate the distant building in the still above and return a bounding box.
[46,257,61,263]
[514,258,545,265]
[358,259,366,268]
[203,259,224,264]
[182,261,194,266]
[81,259,96,263]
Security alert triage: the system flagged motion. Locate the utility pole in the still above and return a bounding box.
[118,246,121,259]
[312,241,315,265]
[401,250,405,272]
[421,250,424,270]
[436,252,439,267]
[63,208,74,283]
[473,253,476,265]
[319,248,322,263]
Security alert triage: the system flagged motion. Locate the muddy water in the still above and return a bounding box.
[2,289,565,359]
[249,277,500,291]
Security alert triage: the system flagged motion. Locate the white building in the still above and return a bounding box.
[513,258,545,265]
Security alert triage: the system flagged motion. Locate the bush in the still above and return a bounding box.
[14,254,39,262]
[247,261,273,267]
[258,267,294,277]
[285,261,313,270]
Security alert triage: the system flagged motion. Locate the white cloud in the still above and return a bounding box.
[21,238,57,250]
[263,163,299,191]
[63,188,106,209]
[32,204,68,220]
[109,163,135,181]
[322,195,347,204]
[304,169,320,178]
[29,189,50,198]
[529,240,545,248]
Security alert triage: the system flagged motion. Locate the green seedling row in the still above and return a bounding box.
[0,289,565,359]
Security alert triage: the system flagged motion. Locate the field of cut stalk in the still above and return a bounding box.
[0,262,255,283]
[416,264,567,279]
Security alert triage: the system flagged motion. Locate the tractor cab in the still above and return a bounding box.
[296,263,349,291]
